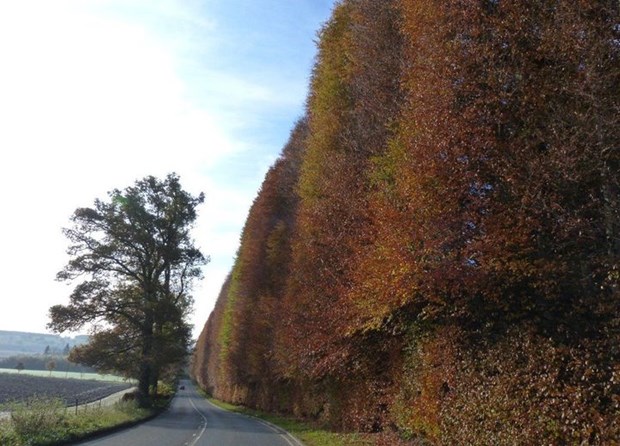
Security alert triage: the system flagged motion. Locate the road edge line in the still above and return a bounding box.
[203,399,304,446]
[188,395,208,446]
[251,417,305,446]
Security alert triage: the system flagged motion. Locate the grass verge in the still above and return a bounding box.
[0,391,172,446]
[206,396,373,446]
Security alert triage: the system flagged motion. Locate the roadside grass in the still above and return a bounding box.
[0,387,173,446]
[206,397,373,446]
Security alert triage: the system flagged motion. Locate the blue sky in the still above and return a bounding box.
[0,0,335,337]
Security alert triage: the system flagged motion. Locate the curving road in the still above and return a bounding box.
[73,380,302,446]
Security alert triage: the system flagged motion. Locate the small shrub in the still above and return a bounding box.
[10,396,66,444]
[0,419,21,446]
[115,398,140,415]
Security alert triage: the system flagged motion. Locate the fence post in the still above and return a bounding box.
[75,398,78,415]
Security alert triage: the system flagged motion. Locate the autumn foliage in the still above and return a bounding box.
[193,0,619,443]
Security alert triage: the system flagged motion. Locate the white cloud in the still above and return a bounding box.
[0,0,243,336]
[0,0,333,338]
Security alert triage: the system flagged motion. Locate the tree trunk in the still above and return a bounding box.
[138,317,154,408]
[150,368,159,397]
[138,360,152,408]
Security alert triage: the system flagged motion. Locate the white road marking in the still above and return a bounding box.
[253,418,304,446]
[202,398,303,446]
[188,394,208,446]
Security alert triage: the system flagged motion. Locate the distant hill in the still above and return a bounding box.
[0,330,88,357]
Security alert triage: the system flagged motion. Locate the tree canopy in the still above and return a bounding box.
[49,173,207,406]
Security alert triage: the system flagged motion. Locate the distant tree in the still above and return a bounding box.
[48,173,207,407]
[16,362,24,373]
[63,343,70,356]
[44,345,50,355]
[46,360,56,376]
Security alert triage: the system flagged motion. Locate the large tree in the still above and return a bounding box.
[49,173,207,406]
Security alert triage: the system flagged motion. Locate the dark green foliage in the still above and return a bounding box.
[49,173,206,406]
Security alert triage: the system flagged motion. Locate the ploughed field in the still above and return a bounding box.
[0,373,132,406]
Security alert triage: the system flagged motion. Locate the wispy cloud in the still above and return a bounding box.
[0,0,335,336]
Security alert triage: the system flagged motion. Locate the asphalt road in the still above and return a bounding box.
[73,380,302,446]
